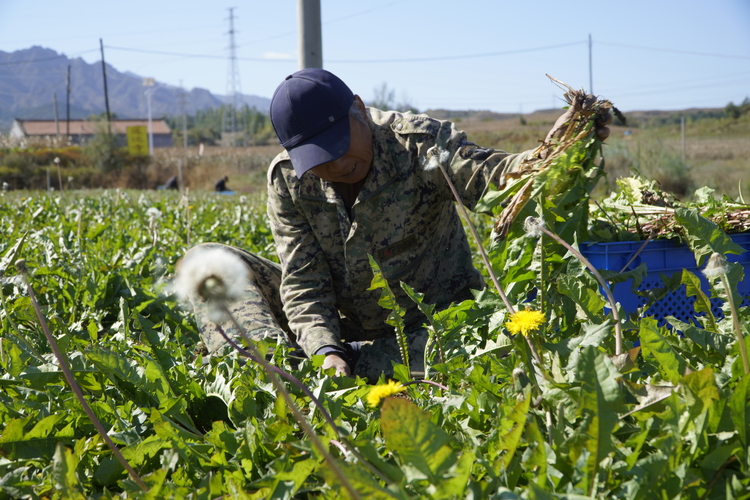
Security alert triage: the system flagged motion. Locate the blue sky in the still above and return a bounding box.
[1,0,749,113]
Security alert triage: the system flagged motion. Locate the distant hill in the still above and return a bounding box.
[0,46,271,130]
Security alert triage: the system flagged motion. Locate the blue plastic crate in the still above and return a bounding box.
[579,233,750,325]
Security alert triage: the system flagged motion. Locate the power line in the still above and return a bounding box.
[597,41,750,60]
[105,45,285,62]
[6,40,748,68]
[328,41,587,64]
[605,76,750,99]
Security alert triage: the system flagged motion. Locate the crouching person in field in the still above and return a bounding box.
[177,69,611,381]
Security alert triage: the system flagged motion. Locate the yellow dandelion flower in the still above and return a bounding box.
[505,309,545,336]
[366,380,405,408]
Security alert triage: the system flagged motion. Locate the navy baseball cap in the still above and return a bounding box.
[270,68,354,177]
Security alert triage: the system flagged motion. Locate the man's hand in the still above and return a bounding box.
[322,353,351,376]
[546,94,612,145]
[594,109,612,141]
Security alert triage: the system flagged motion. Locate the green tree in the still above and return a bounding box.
[83,121,127,172]
[725,101,740,119]
[368,82,418,113]
[725,97,750,120]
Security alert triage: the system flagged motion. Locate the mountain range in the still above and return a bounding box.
[0,46,271,130]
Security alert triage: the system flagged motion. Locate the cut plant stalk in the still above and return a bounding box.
[16,259,148,492]
[431,159,516,315]
[184,187,192,247]
[525,217,623,355]
[422,159,549,382]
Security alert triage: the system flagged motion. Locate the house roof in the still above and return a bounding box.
[15,119,172,136]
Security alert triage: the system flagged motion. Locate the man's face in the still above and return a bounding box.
[310,98,373,184]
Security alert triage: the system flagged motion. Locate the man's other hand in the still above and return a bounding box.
[322,353,351,376]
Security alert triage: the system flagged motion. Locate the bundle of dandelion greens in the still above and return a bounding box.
[491,75,619,240]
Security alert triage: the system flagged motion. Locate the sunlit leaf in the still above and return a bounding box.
[380,397,457,483]
[52,444,85,500]
[572,346,622,494]
[729,373,750,447]
[639,318,688,384]
[680,270,717,329]
[674,207,744,266]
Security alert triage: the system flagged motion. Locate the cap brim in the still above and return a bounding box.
[287,115,351,178]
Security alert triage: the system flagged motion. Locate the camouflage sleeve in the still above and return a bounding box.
[417,119,535,212]
[266,163,343,357]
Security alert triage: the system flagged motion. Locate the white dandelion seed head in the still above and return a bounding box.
[702,252,728,279]
[524,217,545,238]
[173,247,249,304]
[239,195,247,204]
[439,150,450,165]
[423,155,440,172]
[147,207,162,220]
[422,146,448,172]
[512,367,525,379]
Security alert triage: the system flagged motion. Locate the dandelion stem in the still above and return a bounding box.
[184,188,191,247]
[439,161,553,390]
[423,326,447,387]
[435,163,515,314]
[539,231,546,317]
[16,260,148,492]
[218,311,369,497]
[532,222,623,355]
[721,274,749,375]
[214,325,337,427]
[432,156,555,383]
[0,275,44,361]
[214,324,392,485]
[76,209,82,241]
[402,379,449,391]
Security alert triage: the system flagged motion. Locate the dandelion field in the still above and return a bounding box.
[1,141,750,499]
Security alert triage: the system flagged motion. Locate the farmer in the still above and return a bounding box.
[163,176,179,190]
[214,176,230,192]
[182,68,610,380]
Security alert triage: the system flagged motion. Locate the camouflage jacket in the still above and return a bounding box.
[267,108,531,357]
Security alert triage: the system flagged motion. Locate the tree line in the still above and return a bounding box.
[164,105,275,147]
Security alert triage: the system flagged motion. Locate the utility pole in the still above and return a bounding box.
[681,116,686,166]
[298,0,322,69]
[588,34,593,95]
[100,39,111,131]
[222,7,245,146]
[180,80,188,149]
[53,93,60,137]
[66,65,71,139]
[143,78,156,156]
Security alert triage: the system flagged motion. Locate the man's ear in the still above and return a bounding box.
[352,95,366,112]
